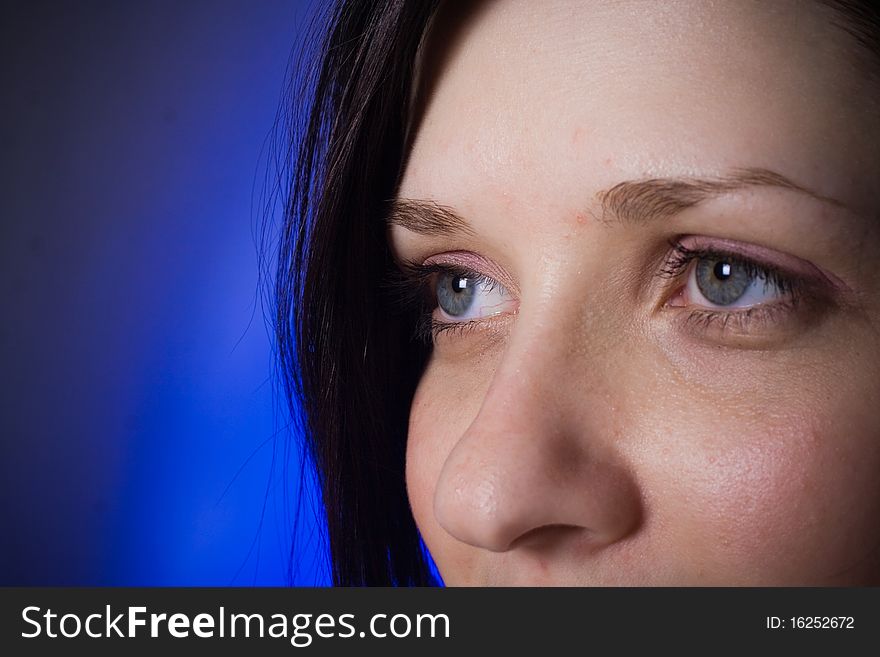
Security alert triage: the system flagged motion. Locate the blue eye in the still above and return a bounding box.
[688,255,790,309]
[388,257,518,344]
[435,270,511,320]
[436,272,475,316]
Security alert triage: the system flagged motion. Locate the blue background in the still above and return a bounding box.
[1,0,330,585]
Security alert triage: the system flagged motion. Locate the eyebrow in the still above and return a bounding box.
[596,166,845,225]
[387,166,845,235]
[387,198,476,237]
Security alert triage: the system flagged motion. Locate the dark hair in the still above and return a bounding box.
[273,0,441,586]
[270,0,879,586]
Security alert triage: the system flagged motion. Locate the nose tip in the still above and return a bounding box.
[433,467,529,552]
[433,448,642,554]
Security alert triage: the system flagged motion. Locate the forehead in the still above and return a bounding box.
[400,0,878,213]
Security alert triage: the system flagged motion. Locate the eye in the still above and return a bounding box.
[685,254,790,309]
[652,237,846,343]
[384,257,518,344]
[662,242,798,312]
[435,269,512,321]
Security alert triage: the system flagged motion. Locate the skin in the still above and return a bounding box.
[389,0,880,585]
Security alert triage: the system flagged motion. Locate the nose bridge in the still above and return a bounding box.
[472,292,619,451]
[432,310,641,553]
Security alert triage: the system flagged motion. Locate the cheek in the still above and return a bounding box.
[637,371,880,584]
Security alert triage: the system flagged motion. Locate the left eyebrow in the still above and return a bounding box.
[595,166,846,225]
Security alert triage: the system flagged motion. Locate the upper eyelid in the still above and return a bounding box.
[406,262,511,304]
[433,263,501,287]
[660,245,792,281]
[672,235,852,292]
[388,259,508,310]
[420,250,520,295]
[406,261,500,289]
[669,242,783,270]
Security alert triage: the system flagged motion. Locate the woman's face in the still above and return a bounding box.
[390,0,880,585]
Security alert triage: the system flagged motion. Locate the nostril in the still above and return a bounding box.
[507,523,589,552]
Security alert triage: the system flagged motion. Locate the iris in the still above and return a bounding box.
[437,273,475,317]
[695,257,754,306]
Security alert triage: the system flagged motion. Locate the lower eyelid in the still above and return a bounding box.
[671,289,834,347]
[684,303,788,331]
[428,308,517,346]
[433,316,484,335]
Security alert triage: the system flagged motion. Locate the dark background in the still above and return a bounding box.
[0,0,329,585]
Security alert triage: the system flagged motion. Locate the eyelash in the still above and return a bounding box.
[659,241,794,290]
[658,241,804,335]
[386,260,500,343]
[388,242,809,344]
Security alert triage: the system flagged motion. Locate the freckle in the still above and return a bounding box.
[604,157,613,166]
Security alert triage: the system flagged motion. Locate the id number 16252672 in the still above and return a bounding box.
[765,616,854,630]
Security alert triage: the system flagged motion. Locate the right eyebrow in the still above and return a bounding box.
[386,198,476,237]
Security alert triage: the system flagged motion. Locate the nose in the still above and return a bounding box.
[432,330,642,554]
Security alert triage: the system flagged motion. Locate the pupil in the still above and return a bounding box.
[714,261,732,280]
